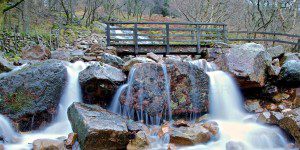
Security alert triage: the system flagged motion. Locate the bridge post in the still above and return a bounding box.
[134,23,138,55]
[165,23,170,56]
[223,25,228,43]
[196,25,201,54]
[106,23,111,47]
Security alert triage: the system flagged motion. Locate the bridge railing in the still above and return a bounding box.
[228,31,300,51]
[106,22,227,55]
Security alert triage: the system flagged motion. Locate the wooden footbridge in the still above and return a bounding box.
[105,22,300,55]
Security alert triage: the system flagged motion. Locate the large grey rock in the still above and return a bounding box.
[50,50,71,61]
[282,53,299,64]
[79,62,126,107]
[267,45,285,59]
[0,60,67,131]
[119,62,209,118]
[215,43,271,88]
[68,102,130,150]
[278,60,300,88]
[98,53,124,69]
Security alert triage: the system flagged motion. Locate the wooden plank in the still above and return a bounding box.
[106,21,226,26]
[196,25,201,54]
[166,23,170,55]
[229,38,298,45]
[229,31,300,38]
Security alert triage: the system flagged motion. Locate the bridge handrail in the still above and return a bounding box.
[106,21,227,26]
[229,31,300,38]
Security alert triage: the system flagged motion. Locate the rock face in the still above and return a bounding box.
[22,44,51,60]
[50,50,71,61]
[79,62,126,107]
[68,102,130,150]
[0,55,15,73]
[120,62,209,118]
[215,43,271,88]
[0,60,67,131]
[278,60,300,88]
[169,123,212,145]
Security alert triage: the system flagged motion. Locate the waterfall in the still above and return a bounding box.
[4,61,88,149]
[183,60,288,149]
[162,64,172,121]
[0,115,19,143]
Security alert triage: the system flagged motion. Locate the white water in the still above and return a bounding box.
[0,115,19,143]
[182,69,288,149]
[162,64,172,121]
[3,61,87,149]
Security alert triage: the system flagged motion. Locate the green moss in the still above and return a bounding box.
[0,89,36,113]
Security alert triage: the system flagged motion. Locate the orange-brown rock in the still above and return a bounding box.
[66,133,78,149]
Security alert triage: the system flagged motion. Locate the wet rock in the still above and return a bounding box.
[22,44,51,60]
[203,121,219,136]
[79,62,126,107]
[170,123,211,145]
[121,61,209,117]
[279,108,300,145]
[268,65,281,76]
[214,43,271,88]
[147,52,163,62]
[33,139,66,150]
[50,50,71,61]
[267,45,285,59]
[0,54,15,73]
[167,143,176,150]
[123,57,155,71]
[0,60,67,131]
[127,131,150,150]
[244,100,264,113]
[278,60,300,88]
[98,53,124,69]
[158,123,170,138]
[126,120,143,132]
[0,144,3,150]
[226,141,245,150]
[173,119,189,127]
[66,133,78,149]
[293,88,300,108]
[68,102,130,150]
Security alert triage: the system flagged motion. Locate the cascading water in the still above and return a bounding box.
[3,61,87,149]
[183,61,289,149]
[162,64,172,122]
[0,115,19,143]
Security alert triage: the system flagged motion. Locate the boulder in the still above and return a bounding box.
[67,102,130,150]
[126,131,150,150]
[33,139,66,150]
[169,123,211,145]
[0,55,15,73]
[123,57,155,71]
[65,133,78,149]
[119,61,209,118]
[267,45,285,59]
[173,119,189,127]
[22,44,51,60]
[146,52,163,62]
[98,53,124,69]
[214,43,271,88]
[279,108,300,145]
[0,60,67,131]
[278,60,300,88]
[79,62,126,107]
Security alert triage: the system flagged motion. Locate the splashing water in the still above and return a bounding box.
[3,61,88,149]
